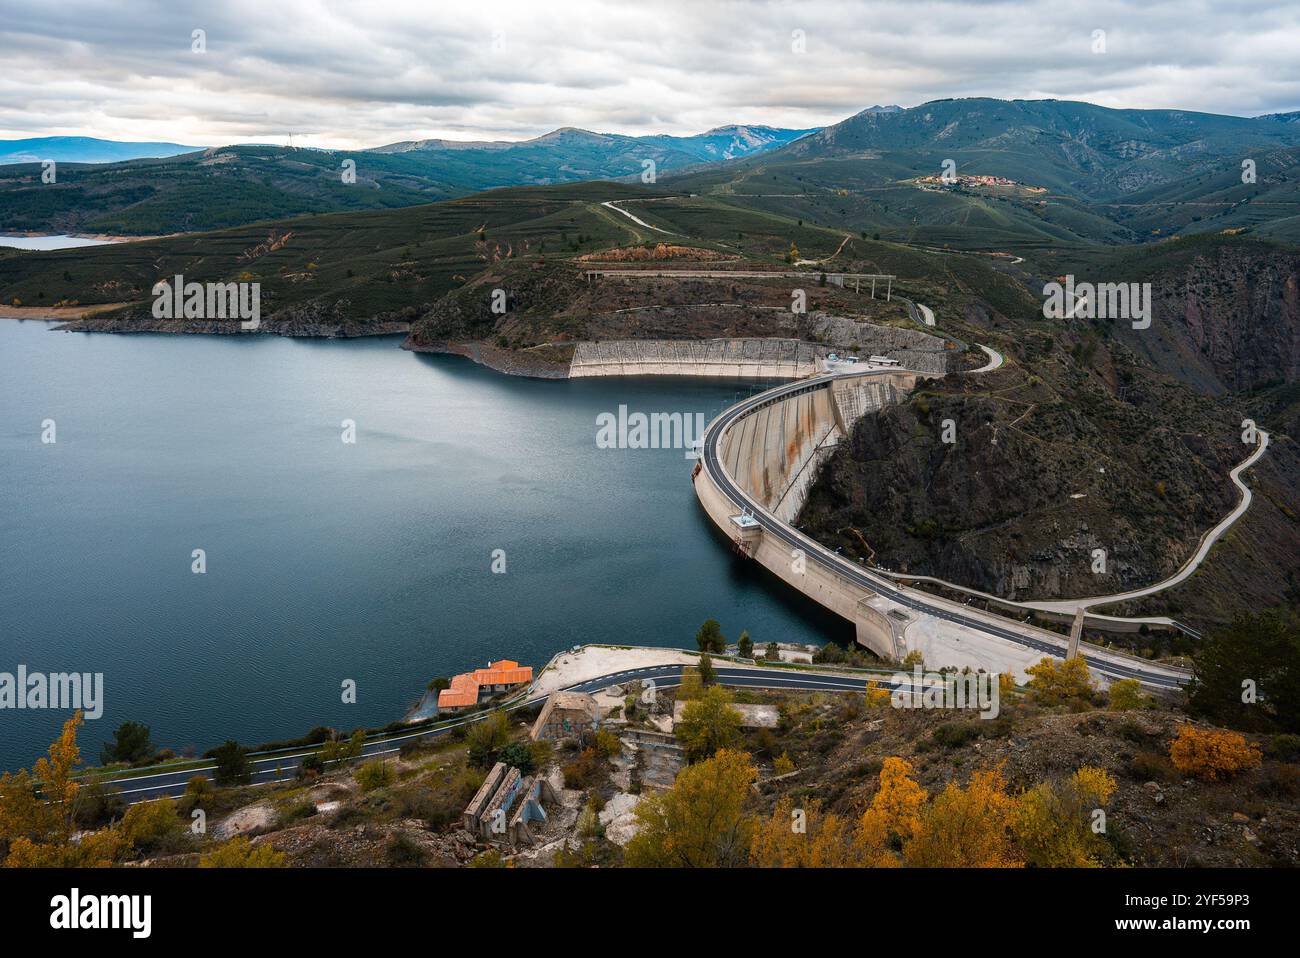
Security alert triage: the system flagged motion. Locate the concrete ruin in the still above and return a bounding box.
[462,760,560,847]
[530,691,600,742]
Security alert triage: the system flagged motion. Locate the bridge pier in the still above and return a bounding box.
[1067,608,1085,660]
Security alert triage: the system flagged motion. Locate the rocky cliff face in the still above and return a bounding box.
[799,365,1242,603]
[1121,241,1300,394]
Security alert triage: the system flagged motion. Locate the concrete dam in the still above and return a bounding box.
[569,338,825,378]
[694,367,925,659]
[717,374,915,523]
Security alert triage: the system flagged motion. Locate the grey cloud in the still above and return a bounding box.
[1,0,1298,148]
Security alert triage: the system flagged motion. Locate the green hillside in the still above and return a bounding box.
[0,126,811,236]
[0,182,675,317]
[666,98,1300,252]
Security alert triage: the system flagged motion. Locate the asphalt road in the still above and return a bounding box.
[98,664,887,804]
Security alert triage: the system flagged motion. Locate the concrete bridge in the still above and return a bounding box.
[692,366,1192,689]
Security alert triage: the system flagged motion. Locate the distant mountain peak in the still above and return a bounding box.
[0,135,203,165]
[527,127,611,144]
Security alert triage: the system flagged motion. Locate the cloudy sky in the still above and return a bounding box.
[2,0,1298,149]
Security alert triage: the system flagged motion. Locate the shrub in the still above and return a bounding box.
[1107,679,1147,711]
[355,759,395,792]
[1169,725,1261,781]
[562,748,604,790]
[466,713,511,768]
[928,722,983,750]
[297,752,323,778]
[198,836,285,868]
[209,741,253,786]
[73,778,126,830]
[1128,749,1177,783]
[865,680,891,709]
[592,730,622,758]
[385,832,429,867]
[119,797,186,855]
[1252,764,1300,799]
[1267,733,1300,761]
[528,739,554,772]
[178,775,214,814]
[499,741,535,775]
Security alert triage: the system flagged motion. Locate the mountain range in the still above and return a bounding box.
[0,124,813,235]
[0,136,203,165]
[5,97,1300,245]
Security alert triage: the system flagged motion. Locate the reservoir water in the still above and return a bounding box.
[0,320,847,769]
[0,234,122,251]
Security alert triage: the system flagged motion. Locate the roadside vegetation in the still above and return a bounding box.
[3,609,1294,869]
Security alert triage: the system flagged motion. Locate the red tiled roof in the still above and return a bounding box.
[471,662,533,686]
[437,659,532,709]
[437,673,481,708]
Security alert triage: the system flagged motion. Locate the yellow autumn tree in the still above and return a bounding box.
[1025,656,1095,705]
[1169,725,1261,781]
[865,680,891,709]
[853,757,927,865]
[1011,766,1118,867]
[676,667,704,702]
[625,749,756,867]
[749,797,859,868]
[904,766,1022,867]
[0,712,126,867]
[675,685,743,763]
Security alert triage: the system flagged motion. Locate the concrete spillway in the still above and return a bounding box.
[569,338,825,378]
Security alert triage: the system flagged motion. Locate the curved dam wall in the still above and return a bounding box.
[718,373,916,523]
[695,369,922,659]
[569,338,825,378]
